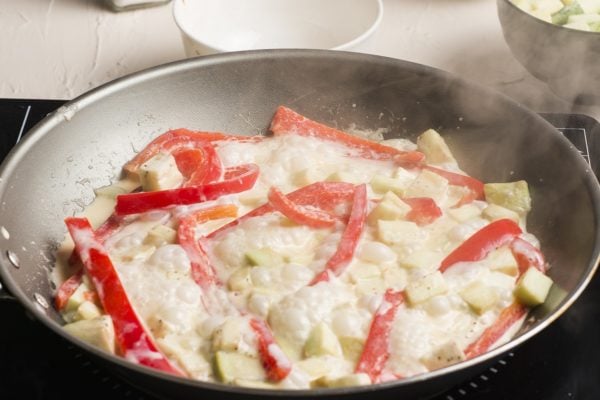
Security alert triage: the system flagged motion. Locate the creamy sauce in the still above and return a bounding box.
[55,132,538,389]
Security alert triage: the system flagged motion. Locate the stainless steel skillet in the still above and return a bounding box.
[0,50,598,399]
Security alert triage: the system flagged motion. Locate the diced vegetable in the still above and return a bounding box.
[245,247,285,268]
[482,204,520,224]
[214,351,266,383]
[63,316,116,354]
[421,341,466,370]
[212,317,250,352]
[304,323,342,358]
[484,181,531,216]
[139,152,185,191]
[404,170,449,204]
[514,267,554,306]
[339,336,365,364]
[143,224,177,247]
[367,191,410,224]
[487,247,519,276]
[416,128,457,164]
[65,217,184,376]
[75,300,103,321]
[405,271,448,304]
[377,219,421,246]
[227,267,253,291]
[448,203,481,222]
[316,373,371,388]
[369,174,407,196]
[459,281,499,314]
[552,1,584,24]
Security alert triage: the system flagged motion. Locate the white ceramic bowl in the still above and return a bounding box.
[173,0,383,57]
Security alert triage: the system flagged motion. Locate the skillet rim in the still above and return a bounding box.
[0,48,599,397]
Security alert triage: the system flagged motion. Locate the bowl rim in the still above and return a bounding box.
[500,0,600,36]
[172,0,384,53]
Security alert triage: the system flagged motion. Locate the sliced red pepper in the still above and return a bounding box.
[355,289,405,382]
[464,302,527,360]
[311,184,368,285]
[270,106,425,168]
[439,218,522,273]
[208,181,356,239]
[54,269,84,311]
[173,148,204,178]
[115,163,259,215]
[177,204,238,289]
[403,197,442,226]
[124,128,261,176]
[424,165,484,205]
[172,143,222,186]
[249,318,292,382]
[510,237,547,274]
[267,186,336,229]
[65,217,184,376]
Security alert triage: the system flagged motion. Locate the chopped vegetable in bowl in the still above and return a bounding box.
[512,0,600,31]
[54,106,554,389]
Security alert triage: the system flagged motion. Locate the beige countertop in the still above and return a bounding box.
[1,0,599,119]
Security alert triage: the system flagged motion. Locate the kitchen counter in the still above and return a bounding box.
[1,0,599,119]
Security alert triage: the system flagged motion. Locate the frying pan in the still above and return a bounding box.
[0,50,598,399]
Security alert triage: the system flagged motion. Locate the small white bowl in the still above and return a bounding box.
[173,0,383,57]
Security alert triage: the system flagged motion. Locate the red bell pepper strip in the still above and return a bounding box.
[55,269,84,311]
[68,213,128,266]
[172,143,223,186]
[177,204,238,289]
[124,128,262,176]
[355,289,405,382]
[510,237,547,274]
[439,218,523,273]
[115,163,259,215]
[249,318,292,382]
[424,165,484,205]
[64,217,184,376]
[173,148,204,178]
[270,106,425,168]
[310,184,368,285]
[403,197,442,226]
[464,302,528,359]
[208,181,356,239]
[267,186,336,229]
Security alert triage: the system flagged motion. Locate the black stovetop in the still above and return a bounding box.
[0,99,599,400]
